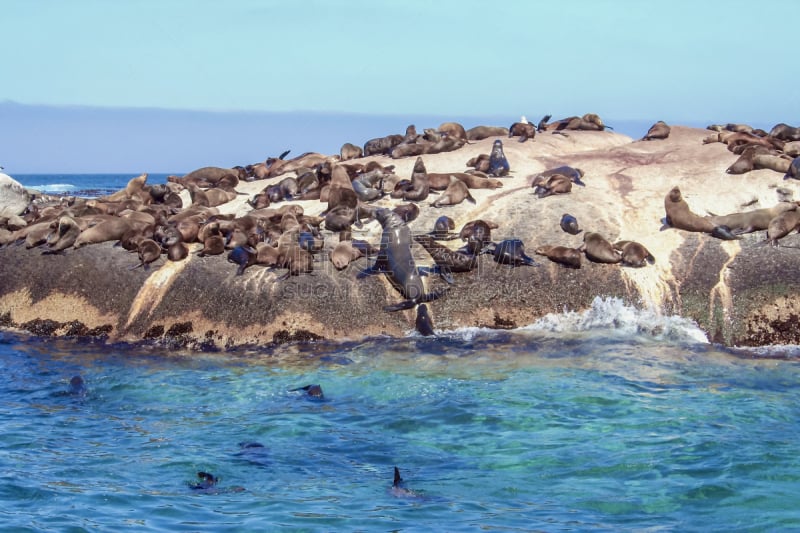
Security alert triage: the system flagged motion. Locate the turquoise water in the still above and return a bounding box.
[2,307,800,532]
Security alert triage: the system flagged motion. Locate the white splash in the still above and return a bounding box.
[521,296,709,344]
[28,183,76,193]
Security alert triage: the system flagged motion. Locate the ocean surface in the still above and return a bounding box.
[3,175,800,531]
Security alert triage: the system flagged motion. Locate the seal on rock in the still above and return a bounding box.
[580,232,622,264]
[560,213,582,235]
[613,240,655,267]
[534,245,582,269]
[641,121,671,141]
[487,140,510,177]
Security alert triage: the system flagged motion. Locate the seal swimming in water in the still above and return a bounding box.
[68,375,87,396]
[560,213,582,235]
[390,466,421,499]
[361,208,448,313]
[289,384,324,399]
[487,140,510,177]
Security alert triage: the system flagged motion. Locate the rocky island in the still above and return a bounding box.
[1,120,799,349]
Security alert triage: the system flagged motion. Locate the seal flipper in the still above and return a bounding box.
[415,304,435,336]
[393,466,403,488]
[711,225,741,240]
[384,286,449,312]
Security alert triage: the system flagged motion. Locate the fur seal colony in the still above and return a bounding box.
[2,117,800,348]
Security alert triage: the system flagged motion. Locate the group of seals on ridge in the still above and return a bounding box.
[4,111,692,341]
[662,185,800,245]
[700,122,800,178]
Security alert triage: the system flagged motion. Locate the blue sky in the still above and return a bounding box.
[1,0,794,172]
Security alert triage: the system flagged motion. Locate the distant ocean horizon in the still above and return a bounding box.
[4,100,779,175]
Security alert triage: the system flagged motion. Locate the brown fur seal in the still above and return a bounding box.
[534,245,582,269]
[74,218,138,248]
[580,232,622,264]
[437,122,467,141]
[641,121,670,141]
[364,134,405,156]
[613,240,655,267]
[392,203,420,223]
[167,240,189,261]
[769,123,800,141]
[398,157,430,202]
[330,240,362,270]
[103,173,148,202]
[508,122,537,142]
[533,174,572,198]
[707,202,798,234]
[340,142,363,161]
[432,178,475,207]
[662,186,722,235]
[390,142,429,159]
[135,238,162,270]
[466,125,509,140]
[766,209,800,246]
[785,156,800,180]
[43,216,82,254]
[451,172,503,189]
[466,153,491,173]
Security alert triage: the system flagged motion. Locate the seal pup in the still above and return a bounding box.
[485,239,537,266]
[432,178,475,208]
[340,142,363,161]
[133,238,162,270]
[487,140,510,177]
[362,208,448,312]
[766,209,800,246]
[289,384,324,400]
[534,245,582,269]
[613,240,655,267]
[580,232,622,264]
[429,215,459,241]
[641,121,671,141]
[560,213,582,235]
[330,240,363,270]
